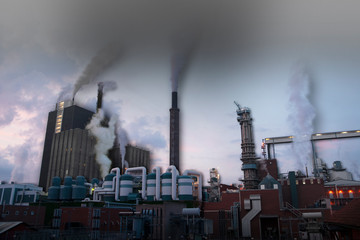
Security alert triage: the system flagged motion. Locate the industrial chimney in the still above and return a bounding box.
[97,82,104,112]
[169,91,180,171]
[235,102,259,189]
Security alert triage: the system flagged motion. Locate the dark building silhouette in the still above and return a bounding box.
[124,144,151,173]
[39,100,94,190]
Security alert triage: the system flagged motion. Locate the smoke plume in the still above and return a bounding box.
[86,109,117,178]
[170,32,200,92]
[287,62,316,171]
[72,43,122,99]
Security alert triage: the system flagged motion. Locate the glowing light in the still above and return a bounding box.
[349,190,353,193]
[315,133,322,136]
[289,136,294,138]
[339,190,343,193]
[265,138,270,140]
[356,130,360,133]
[329,191,333,194]
[341,131,348,134]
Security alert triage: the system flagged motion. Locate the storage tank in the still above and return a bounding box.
[48,176,61,200]
[146,173,156,201]
[72,176,87,200]
[119,174,134,201]
[103,173,116,202]
[161,172,173,201]
[60,176,73,200]
[178,175,193,200]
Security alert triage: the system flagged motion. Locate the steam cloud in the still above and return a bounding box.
[287,62,316,172]
[86,109,117,178]
[72,43,122,99]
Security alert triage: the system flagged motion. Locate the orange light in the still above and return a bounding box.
[339,190,343,194]
[349,190,353,193]
[329,191,333,194]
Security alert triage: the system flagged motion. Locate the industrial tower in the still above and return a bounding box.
[235,102,259,189]
[169,91,180,171]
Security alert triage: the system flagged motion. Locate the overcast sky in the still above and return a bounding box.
[1,1,360,185]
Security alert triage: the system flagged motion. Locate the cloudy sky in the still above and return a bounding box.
[1,1,360,185]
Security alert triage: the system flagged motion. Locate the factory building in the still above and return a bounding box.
[38,100,94,190]
[124,144,151,173]
[0,183,43,205]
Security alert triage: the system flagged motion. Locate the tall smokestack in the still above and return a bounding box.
[170,91,180,171]
[97,82,104,112]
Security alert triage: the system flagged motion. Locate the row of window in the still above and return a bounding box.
[2,210,35,216]
[328,190,356,198]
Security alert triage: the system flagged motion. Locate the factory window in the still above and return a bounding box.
[31,211,35,216]
[15,211,19,216]
[349,190,354,198]
[328,191,334,199]
[310,179,314,184]
[302,179,306,184]
[296,180,299,185]
[260,185,265,189]
[287,180,290,185]
[23,211,27,216]
[317,179,321,184]
[92,219,100,229]
[273,184,278,189]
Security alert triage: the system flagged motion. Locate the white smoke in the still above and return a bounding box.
[72,43,122,99]
[86,109,117,178]
[287,62,316,171]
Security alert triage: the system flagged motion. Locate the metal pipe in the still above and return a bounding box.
[166,165,179,200]
[111,168,121,201]
[125,167,147,200]
[152,167,161,200]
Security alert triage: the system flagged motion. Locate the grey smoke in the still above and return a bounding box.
[72,43,122,99]
[170,32,200,92]
[287,62,316,171]
[57,84,73,102]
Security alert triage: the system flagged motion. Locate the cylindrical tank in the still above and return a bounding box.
[146,173,156,201]
[72,176,87,200]
[119,174,134,201]
[60,176,73,200]
[48,176,61,200]
[161,172,172,201]
[103,173,116,202]
[178,175,193,201]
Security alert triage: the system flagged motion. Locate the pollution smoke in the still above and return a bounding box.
[72,43,122,99]
[170,32,200,92]
[287,62,316,171]
[86,109,117,178]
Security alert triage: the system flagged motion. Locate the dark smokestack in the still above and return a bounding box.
[97,82,104,112]
[170,91,180,171]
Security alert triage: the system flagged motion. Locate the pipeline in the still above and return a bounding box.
[166,165,179,200]
[152,167,161,201]
[125,167,147,200]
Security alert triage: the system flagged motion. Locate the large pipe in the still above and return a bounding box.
[93,176,116,201]
[166,165,179,200]
[125,167,147,200]
[242,195,261,237]
[183,170,203,201]
[152,167,161,201]
[111,168,121,201]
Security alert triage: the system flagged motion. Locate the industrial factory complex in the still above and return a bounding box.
[1,84,360,240]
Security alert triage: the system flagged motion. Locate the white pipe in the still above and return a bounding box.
[242,195,261,237]
[93,173,116,201]
[166,165,179,200]
[125,167,147,200]
[152,167,161,201]
[111,168,121,201]
[183,170,203,201]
